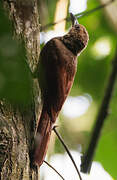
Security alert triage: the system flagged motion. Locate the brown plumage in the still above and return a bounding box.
[34,17,89,166]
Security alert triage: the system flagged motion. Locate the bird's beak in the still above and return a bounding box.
[70,13,79,26]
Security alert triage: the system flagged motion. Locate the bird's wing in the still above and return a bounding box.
[38,38,77,119]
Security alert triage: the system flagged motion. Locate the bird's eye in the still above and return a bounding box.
[75,25,80,30]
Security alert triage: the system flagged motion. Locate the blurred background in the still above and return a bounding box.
[0,0,117,179]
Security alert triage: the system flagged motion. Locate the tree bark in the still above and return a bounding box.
[0,0,41,179]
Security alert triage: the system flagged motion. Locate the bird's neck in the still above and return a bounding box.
[59,34,84,56]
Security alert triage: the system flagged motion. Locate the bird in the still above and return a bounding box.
[34,13,89,166]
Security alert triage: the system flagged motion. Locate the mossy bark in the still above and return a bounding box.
[0,0,41,179]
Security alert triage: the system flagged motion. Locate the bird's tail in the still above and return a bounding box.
[34,106,54,166]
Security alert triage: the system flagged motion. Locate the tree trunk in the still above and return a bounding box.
[0,0,41,179]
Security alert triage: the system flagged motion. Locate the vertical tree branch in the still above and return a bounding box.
[81,48,117,173]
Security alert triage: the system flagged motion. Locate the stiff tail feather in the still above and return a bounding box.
[34,106,53,166]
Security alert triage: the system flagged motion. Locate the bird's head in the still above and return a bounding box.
[62,13,89,55]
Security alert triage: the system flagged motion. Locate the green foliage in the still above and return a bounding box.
[95,130,117,178]
[94,81,117,178]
